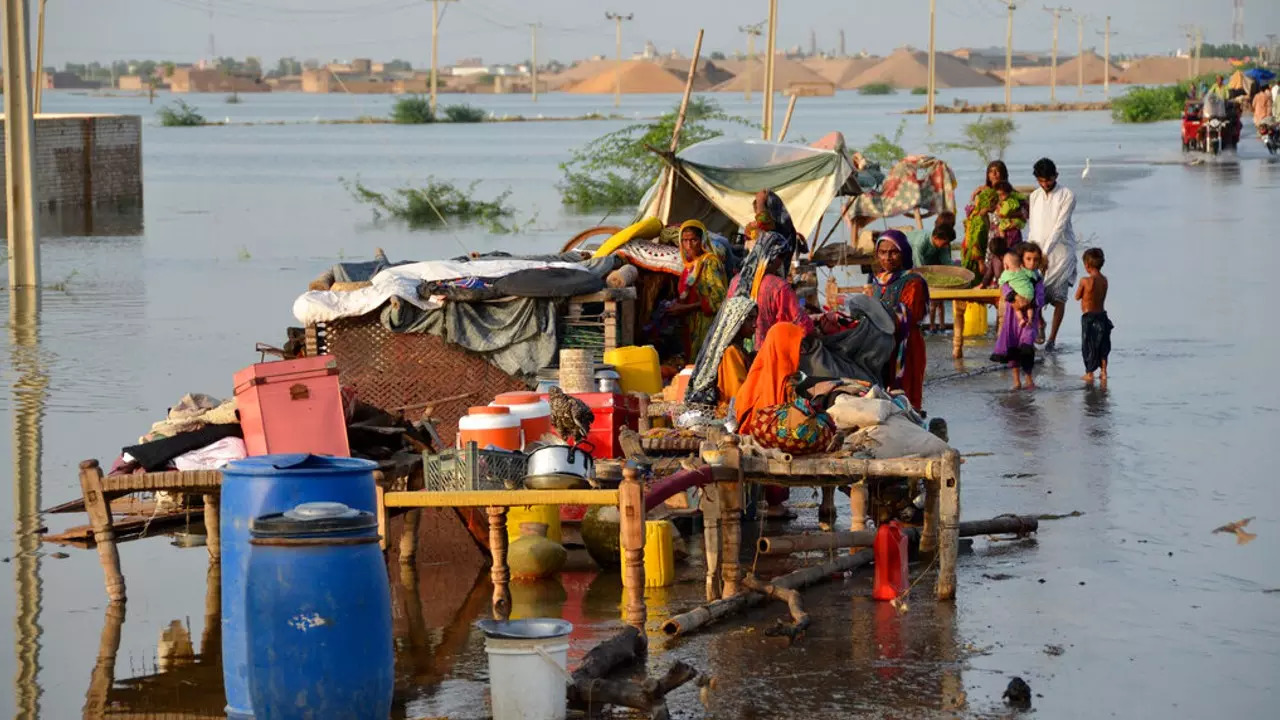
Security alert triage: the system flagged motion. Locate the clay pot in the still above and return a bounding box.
[508,522,567,580]
[580,506,622,570]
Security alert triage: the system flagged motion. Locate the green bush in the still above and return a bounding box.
[930,116,1017,164]
[442,104,487,123]
[860,119,908,168]
[1111,85,1186,123]
[344,177,519,232]
[859,82,895,95]
[557,97,753,212]
[911,86,933,95]
[157,100,205,127]
[391,95,434,124]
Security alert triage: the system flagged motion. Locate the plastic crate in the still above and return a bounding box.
[423,443,527,492]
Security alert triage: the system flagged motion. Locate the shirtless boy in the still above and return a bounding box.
[1075,248,1113,384]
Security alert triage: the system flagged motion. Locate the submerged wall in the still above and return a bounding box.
[0,113,143,212]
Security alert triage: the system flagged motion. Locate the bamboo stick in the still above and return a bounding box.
[661,550,874,637]
[757,515,1038,555]
[669,30,705,153]
[775,93,798,142]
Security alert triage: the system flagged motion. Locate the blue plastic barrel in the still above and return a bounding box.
[246,502,393,720]
[220,454,378,718]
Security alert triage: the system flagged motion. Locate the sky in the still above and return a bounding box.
[44,0,1280,68]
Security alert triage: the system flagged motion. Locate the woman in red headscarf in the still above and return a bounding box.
[864,229,929,410]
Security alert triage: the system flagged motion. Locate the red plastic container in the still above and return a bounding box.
[232,356,350,457]
[537,392,639,461]
[872,521,909,601]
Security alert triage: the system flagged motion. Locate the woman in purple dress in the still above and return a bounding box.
[991,242,1046,390]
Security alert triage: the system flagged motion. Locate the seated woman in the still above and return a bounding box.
[865,230,929,411]
[727,231,816,349]
[669,219,727,361]
[732,320,808,518]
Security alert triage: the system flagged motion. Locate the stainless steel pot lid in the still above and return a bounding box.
[476,618,573,640]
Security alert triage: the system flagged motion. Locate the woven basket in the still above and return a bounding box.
[317,314,531,444]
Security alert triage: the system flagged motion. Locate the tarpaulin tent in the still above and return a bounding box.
[635,138,858,240]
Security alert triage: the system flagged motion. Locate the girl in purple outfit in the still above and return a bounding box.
[990,242,1046,389]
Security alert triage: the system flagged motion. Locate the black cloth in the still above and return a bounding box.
[492,267,604,298]
[797,316,896,386]
[124,424,243,472]
[1081,311,1113,373]
[1009,345,1035,374]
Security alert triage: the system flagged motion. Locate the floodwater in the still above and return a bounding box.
[2,84,1278,718]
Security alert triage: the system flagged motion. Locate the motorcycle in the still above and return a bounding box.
[1260,121,1280,156]
[1181,97,1242,155]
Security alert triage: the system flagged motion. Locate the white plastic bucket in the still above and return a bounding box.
[484,635,571,720]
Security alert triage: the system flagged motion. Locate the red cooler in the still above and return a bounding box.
[233,356,350,457]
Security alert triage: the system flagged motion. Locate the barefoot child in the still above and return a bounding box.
[998,250,1038,329]
[1075,247,1113,383]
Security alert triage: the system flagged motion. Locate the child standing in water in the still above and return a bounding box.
[1075,247,1113,384]
[998,250,1039,329]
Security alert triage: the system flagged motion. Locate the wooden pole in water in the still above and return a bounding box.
[1097,17,1114,98]
[1002,0,1016,114]
[3,0,40,290]
[669,29,705,152]
[430,0,440,114]
[935,448,962,600]
[775,93,798,142]
[740,22,763,101]
[1043,6,1067,104]
[529,22,540,103]
[1075,14,1086,97]
[606,11,634,109]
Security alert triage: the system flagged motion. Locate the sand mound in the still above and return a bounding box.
[1003,52,1120,86]
[564,61,688,94]
[1119,56,1233,85]
[847,48,999,88]
[803,57,882,89]
[543,59,616,90]
[711,58,833,93]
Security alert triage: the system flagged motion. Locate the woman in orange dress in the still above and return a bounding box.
[865,229,929,411]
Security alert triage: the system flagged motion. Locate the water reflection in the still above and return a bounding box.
[31,204,143,239]
[11,287,46,720]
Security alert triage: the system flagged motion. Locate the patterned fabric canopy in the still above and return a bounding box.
[851,155,957,221]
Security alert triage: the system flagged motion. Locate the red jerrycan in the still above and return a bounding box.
[872,521,909,601]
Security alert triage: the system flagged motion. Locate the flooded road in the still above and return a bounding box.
[2,86,1278,718]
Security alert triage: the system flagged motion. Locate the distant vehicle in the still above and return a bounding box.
[1181,99,1241,155]
[1259,121,1279,156]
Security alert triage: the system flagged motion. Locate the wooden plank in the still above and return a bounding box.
[930,288,1001,301]
[740,455,943,480]
[100,469,223,495]
[385,489,620,508]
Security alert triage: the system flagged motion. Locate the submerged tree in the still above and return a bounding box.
[930,116,1017,165]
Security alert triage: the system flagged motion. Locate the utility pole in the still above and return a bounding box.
[605,11,634,108]
[1194,26,1203,78]
[927,0,937,124]
[33,0,46,113]
[1182,25,1196,81]
[839,29,846,57]
[810,28,817,57]
[763,0,778,139]
[1074,14,1086,96]
[1232,0,1244,44]
[1096,17,1115,97]
[1042,6,1070,103]
[739,22,764,101]
[1001,1,1017,114]
[3,0,41,291]
[529,22,540,103]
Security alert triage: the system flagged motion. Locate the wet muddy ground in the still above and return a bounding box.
[2,87,1278,718]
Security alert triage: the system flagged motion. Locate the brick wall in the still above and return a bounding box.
[0,113,142,212]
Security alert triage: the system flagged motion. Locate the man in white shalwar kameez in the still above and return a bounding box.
[1027,157,1077,352]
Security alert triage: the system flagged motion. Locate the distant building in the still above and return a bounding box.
[170,68,270,93]
[42,71,102,90]
[300,68,428,94]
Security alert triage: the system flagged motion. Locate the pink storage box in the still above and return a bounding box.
[232,356,350,457]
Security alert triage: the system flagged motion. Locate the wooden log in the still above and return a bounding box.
[742,573,810,641]
[570,626,644,687]
[757,515,1038,554]
[661,549,874,637]
[486,507,511,620]
[569,661,698,715]
[848,481,868,535]
[619,467,647,634]
[818,486,836,524]
[79,460,126,603]
[936,448,962,600]
[202,493,220,562]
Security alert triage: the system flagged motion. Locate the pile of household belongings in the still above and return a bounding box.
[846,155,958,255]
[293,248,624,378]
[735,378,951,462]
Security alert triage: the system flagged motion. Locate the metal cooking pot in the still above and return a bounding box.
[524,443,595,489]
[595,368,622,394]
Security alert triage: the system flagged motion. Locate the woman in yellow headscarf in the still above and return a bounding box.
[670,219,727,360]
